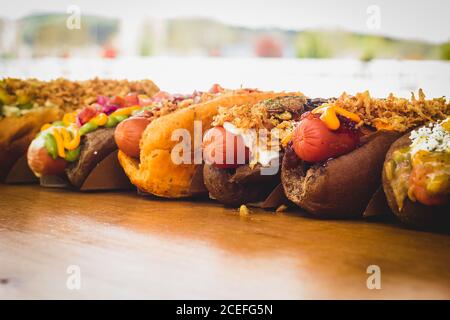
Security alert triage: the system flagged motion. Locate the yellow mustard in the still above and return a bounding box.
[312,104,362,130]
[111,105,141,117]
[40,123,52,132]
[52,128,66,158]
[46,126,81,159]
[62,112,77,126]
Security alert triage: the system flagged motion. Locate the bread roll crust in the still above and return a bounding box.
[203,164,279,206]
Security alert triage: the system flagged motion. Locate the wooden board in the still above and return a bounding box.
[0,185,449,299]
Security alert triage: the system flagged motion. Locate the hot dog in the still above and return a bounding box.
[27,88,159,188]
[281,90,449,218]
[1,78,160,182]
[382,117,450,231]
[202,95,317,207]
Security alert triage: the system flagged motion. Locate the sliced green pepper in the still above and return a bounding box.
[43,133,58,160]
[114,114,128,122]
[79,121,98,136]
[105,114,128,128]
[106,115,119,128]
[65,147,81,162]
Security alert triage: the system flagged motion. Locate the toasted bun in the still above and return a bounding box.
[0,107,61,180]
[118,91,301,198]
[66,127,117,188]
[382,132,450,231]
[282,130,400,218]
[203,164,279,206]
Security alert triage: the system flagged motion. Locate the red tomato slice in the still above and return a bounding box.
[124,93,139,107]
[292,113,360,163]
[203,127,249,169]
[77,106,98,125]
[111,96,126,107]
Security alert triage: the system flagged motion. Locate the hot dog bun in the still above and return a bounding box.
[118,91,301,198]
[201,95,315,206]
[282,130,400,217]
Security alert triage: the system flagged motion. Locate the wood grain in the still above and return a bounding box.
[0,185,449,299]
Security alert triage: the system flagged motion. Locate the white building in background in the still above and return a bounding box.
[0,18,19,57]
[117,17,142,56]
[115,10,167,56]
[149,18,168,56]
[116,17,167,57]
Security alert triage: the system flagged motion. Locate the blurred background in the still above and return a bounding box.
[0,0,449,97]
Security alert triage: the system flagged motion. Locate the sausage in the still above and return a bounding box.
[114,116,151,158]
[27,139,67,176]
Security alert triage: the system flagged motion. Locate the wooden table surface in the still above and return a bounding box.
[0,184,449,299]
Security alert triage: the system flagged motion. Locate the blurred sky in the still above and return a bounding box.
[1,0,449,43]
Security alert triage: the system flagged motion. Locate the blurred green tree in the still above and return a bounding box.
[295,31,332,58]
[440,42,450,60]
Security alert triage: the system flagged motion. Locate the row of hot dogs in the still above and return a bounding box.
[1,79,449,232]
